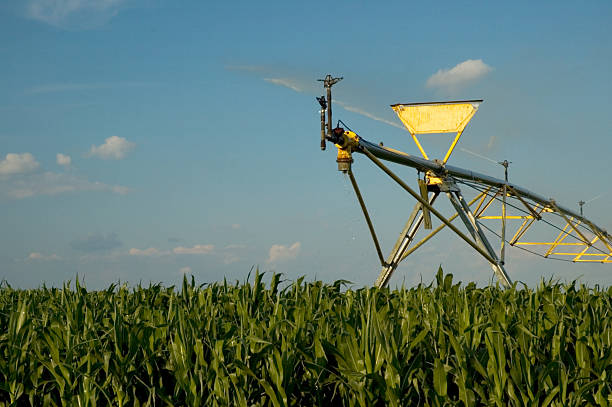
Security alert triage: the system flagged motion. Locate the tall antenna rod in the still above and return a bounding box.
[579,194,603,217]
[461,148,512,265]
[317,75,343,150]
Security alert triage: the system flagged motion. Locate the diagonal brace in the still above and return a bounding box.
[446,189,512,287]
[376,192,439,288]
[360,147,499,269]
[347,169,387,267]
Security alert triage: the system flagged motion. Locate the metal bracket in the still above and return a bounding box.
[444,182,512,287]
[375,192,439,288]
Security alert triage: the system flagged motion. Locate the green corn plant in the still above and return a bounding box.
[1,272,612,406]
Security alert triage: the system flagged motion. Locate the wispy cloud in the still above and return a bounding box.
[0,153,40,176]
[334,100,405,130]
[89,136,135,160]
[25,0,129,28]
[173,244,215,255]
[0,171,128,199]
[426,59,492,90]
[267,242,301,263]
[27,252,61,261]
[233,67,402,130]
[486,136,497,151]
[264,78,302,92]
[129,247,170,256]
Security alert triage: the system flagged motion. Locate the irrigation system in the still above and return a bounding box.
[317,75,612,288]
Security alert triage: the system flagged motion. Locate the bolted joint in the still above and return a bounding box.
[337,149,353,173]
[334,130,359,172]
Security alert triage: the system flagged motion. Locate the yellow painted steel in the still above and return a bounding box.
[411,134,429,160]
[556,252,603,256]
[473,195,612,261]
[391,102,480,134]
[545,222,573,257]
[443,130,464,163]
[391,101,481,163]
[479,216,534,220]
[515,243,584,246]
[573,236,600,262]
[333,105,612,265]
[473,187,493,214]
[475,191,499,217]
[478,215,533,220]
[426,173,443,185]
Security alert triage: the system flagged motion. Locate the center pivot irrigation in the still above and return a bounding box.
[316,75,612,288]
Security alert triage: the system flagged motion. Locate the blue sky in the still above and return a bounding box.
[1,0,611,289]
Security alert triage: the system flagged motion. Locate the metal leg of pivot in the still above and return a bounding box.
[446,189,512,287]
[347,169,386,267]
[376,192,439,288]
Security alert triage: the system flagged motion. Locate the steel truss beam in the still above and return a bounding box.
[445,186,512,286]
[361,147,512,288]
[375,192,439,288]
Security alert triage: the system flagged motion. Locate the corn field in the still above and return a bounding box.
[1,269,611,406]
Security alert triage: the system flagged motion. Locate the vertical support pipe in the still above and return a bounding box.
[376,192,439,288]
[326,85,333,138]
[319,100,326,150]
[361,147,498,267]
[398,191,487,263]
[501,184,507,264]
[451,190,512,287]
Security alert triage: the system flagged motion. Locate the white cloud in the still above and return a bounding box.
[179,266,192,274]
[25,0,128,28]
[89,136,135,160]
[129,247,169,256]
[173,244,215,255]
[426,59,492,89]
[27,252,61,261]
[56,153,71,167]
[0,171,129,199]
[267,242,301,263]
[0,153,40,176]
[264,78,302,92]
[231,223,241,230]
[335,100,405,130]
[111,185,129,194]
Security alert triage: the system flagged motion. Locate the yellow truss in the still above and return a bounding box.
[474,187,612,263]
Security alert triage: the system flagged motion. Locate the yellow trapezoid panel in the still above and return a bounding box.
[391,100,482,135]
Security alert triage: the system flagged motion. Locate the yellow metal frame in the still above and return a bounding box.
[391,101,481,164]
[472,187,612,263]
[332,127,612,264]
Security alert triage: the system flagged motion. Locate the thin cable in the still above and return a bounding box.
[459,178,604,238]
[477,218,576,263]
[337,120,356,134]
[466,180,610,256]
